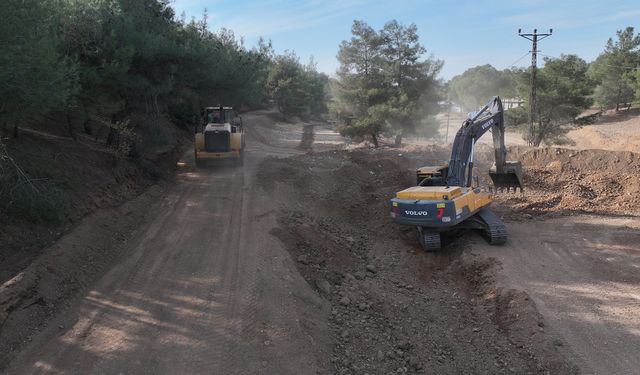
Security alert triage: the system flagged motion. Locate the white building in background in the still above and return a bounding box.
[502,97,525,110]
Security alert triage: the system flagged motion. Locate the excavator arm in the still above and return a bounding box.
[446,96,523,191]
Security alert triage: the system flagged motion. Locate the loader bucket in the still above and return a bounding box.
[490,161,524,192]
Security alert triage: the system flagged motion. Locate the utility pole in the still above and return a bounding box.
[445,96,451,143]
[518,28,552,145]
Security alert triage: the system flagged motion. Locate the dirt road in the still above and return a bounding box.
[5,111,640,374]
[470,216,640,375]
[5,112,333,374]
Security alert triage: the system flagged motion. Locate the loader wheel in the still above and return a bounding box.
[417,227,441,252]
[237,150,245,166]
[194,152,203,168]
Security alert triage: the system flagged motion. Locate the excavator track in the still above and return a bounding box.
[477,208,507,245]
[417,227,441,252]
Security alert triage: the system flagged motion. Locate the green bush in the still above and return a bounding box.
[0,153,68,225]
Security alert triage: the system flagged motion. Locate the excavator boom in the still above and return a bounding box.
[447,96,523,191]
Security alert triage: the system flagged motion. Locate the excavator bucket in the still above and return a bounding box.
[490,161,524,192]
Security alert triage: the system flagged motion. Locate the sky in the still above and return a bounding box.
[171,0,640,79]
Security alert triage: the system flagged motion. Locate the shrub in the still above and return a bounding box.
[0,144,68,224]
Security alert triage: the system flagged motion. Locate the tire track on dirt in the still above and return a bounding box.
[4,111,324,374]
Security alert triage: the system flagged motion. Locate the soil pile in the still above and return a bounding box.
[259,148,576,374]
[496,148,640,218]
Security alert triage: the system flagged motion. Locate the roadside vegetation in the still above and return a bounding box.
[0,0,328,226]
[445,27,640,146]
[331,20,443,147]
[1,0,640,259]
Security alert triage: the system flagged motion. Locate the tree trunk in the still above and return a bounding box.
[13,125,18,138]
[277,102,286,121]
[83,118,92,135]
[82,107,92,135]
[371,133,379,148]
[532,134,543,147]
[616,103,619,111]
[394,133,403,147]
[532,119,546,147]
[106,114,117,146]
[66,111,77,141]
[106,126,116,146]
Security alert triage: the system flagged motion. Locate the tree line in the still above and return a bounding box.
[0,0,328,142]
[333,24,640,147]
[2,0,639,150]
[447,27,640,146]
[0,0,328,224]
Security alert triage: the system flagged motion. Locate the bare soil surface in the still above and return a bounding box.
[470,216,640,375]
[480,145,640,374]
[568,108,640,153]
[1,117,187,286]
[3,110,640,374]
[2,112,333,374]
[1,132,154,285]
[260,149,577,374]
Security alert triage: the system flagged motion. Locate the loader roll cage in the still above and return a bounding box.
[204,106,234,125]
[196,106,242,133]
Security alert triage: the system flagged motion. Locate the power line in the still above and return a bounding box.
[506,51,531,68]
[519,28,553,146]
[537,53,559,59]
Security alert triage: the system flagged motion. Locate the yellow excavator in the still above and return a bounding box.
[390,96,523,251]
[194,106,245,167]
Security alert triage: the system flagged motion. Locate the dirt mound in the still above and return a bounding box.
[567,108,640,153]
[496,148,640,218]
[259,148,576,374]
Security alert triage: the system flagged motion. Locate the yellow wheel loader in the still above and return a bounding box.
[194,106,245,167]
[390,96,523,251]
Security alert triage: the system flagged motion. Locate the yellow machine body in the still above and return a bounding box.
[194,132,244,160]
[194,106,245,166]
[391,96,520,251]
[395,185,493,216]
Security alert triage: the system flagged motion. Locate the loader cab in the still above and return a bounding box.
[202,107,242,133]
[203,107,234,125]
